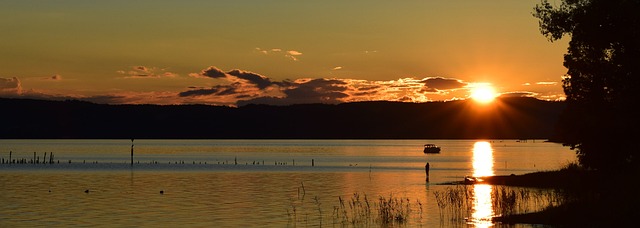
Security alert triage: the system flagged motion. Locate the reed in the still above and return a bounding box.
[432,185,473,221]
[433,184,569,222]
[334,193,371,225]
[313,196,322,227]
[492,186,518,216]
[377,194,411,224]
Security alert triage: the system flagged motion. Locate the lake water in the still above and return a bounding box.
[0,139,576,227]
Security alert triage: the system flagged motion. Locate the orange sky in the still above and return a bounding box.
[0,1,568,106]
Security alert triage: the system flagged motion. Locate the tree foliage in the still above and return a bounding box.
[534,0,640,172]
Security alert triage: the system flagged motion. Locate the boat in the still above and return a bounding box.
[463,176,482,184]
[423,144,441,153]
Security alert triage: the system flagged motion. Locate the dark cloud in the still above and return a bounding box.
[178,85,237,97]
[200,66,227,78]
[283,79,347,98]
[194,67,280,89]
[179,88,220,97]
[217,86,238,96]
[353,91,378,96]
[182,75,351,106]
[235,94,253,99]
[227,69,275,89]
[238,78,349,106]
[422,77,466,90]
[356,85,381,91]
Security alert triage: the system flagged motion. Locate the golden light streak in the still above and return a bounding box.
[470,141,495,226]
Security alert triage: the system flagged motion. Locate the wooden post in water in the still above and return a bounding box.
[131,139,134,166]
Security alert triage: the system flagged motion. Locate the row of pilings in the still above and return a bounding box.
[1,151,57,164]
[2,151,318,167]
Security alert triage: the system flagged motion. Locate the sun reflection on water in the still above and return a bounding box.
[471,141,495,227]
[472,141,494,177]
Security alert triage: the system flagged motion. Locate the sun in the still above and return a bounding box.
[470,84,497,104]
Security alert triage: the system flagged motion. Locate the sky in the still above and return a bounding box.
[0,0,569,106]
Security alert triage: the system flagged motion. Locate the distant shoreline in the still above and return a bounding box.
[1,97,566,140]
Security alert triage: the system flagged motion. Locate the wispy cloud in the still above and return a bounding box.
[256,48,303,61]
[287,50,302,56]
[117,66,178,78]
[285,50,303,61]
[536,81,557,85]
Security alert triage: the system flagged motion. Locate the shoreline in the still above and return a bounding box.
[443,169,637,226]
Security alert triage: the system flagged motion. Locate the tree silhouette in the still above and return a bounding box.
[534,0,640,172]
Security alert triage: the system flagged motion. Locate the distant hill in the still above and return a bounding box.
[0,97,566,139]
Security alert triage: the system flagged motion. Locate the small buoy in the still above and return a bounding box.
[160,190,164,194]
[84,189,89,193]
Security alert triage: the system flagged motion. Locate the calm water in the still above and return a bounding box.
[0,139,575,227]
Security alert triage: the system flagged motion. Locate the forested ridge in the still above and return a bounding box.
[0,97,565,139]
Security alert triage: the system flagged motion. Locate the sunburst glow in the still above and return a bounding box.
[470,84,497,104]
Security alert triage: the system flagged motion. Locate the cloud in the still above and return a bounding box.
[285,50,303,61]
[287,50,302,56]
[117,66,178,78]
[185,67,357,106]
[283,78,348,100]
[0,77,22,95]
[199,66,227,78]
[226,69,277,89]
[422,77,466,90]
[500,92,536,98]
[189,66,280,89]
[181,67,286,105]
[5,66,509,107]
[256,48,303,61]
[237,78,349,106]
[178,85,237,97]
[181,66,483,106]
